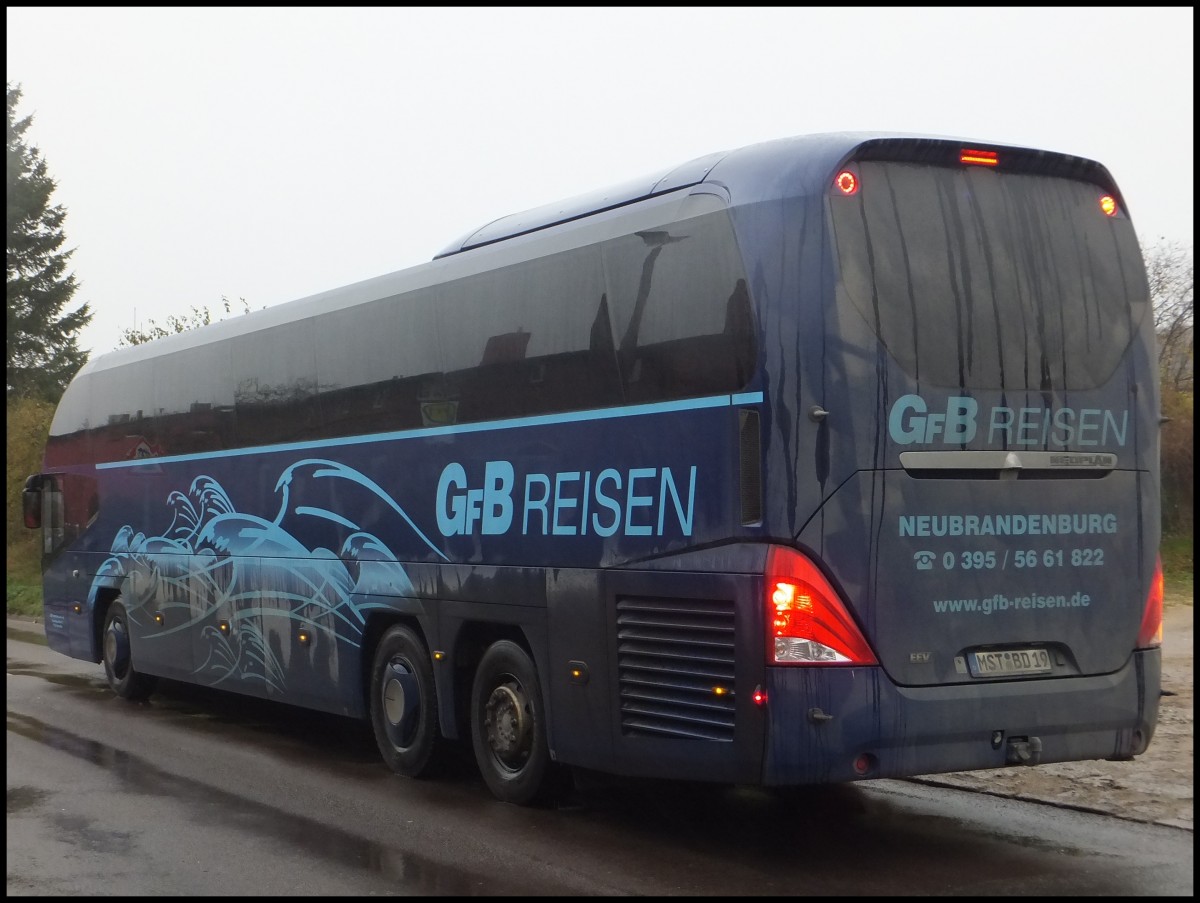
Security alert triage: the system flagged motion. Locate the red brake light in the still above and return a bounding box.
[765,546,877,665]
[834,170,858,195]
[1099,195,1118,217]
[1136,556,1164,648]
[960,148,998,167]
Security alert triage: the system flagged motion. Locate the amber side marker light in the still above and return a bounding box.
[1099,195,1118,217]
[960,148,999,166]
[834,170,858,195]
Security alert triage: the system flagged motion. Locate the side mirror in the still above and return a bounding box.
[22,474,43,529]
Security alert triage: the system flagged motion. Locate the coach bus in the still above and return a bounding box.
[24,132,1163,805]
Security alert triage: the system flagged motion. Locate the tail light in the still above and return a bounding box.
[766,546,877,665]
[1136,555,1164,648]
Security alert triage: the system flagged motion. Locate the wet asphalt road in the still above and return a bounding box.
[7,619,1194,896]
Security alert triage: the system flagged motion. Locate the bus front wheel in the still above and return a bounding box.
[101,599,156,701]
[369,625,443,778]
[470,639,557,805]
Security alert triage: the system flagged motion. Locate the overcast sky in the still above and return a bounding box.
[6,6,1195,359]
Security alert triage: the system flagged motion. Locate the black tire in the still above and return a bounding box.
[470,639,558,805]
[101,599,156,701]
[369,625,443,778]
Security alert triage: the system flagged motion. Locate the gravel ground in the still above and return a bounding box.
[913,595,1193,832]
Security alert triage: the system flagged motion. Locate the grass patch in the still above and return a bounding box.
[6,574,43,618]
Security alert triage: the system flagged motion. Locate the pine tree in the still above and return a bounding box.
[7,82,91,400]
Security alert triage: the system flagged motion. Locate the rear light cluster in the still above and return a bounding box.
[765,546,877,666]
[1136,555,1164,649]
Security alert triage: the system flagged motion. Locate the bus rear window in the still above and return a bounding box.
[828,161,1149,391]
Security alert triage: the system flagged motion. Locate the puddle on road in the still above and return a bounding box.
[6,711,490,894]
[8,653,384,774]
[7,662,112,694]
[7,785,50,814]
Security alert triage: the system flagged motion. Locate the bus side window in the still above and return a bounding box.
[602,211,755,404]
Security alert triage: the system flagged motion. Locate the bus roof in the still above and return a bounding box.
[431,130,1113,258]
[75,131,1113,380]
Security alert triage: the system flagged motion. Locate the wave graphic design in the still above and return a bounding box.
[88,459,436,693]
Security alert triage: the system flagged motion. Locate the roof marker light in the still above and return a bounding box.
[1100,195,1118,217]
[834,170,858,195]
[960,148,999,166]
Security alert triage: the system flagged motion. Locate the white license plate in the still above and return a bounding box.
[968,647,1052,677]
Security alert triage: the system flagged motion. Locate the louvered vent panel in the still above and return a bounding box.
[616,595,736,741]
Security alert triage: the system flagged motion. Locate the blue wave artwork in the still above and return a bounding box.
[87,458,447,692]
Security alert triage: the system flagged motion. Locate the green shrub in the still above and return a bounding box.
[1160,389,1193,537]
[1161,532,1194,598]
[7,397,54,615]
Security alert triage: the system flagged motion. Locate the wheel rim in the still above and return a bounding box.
[381,658,420,750]
[105,618,130,678]
[483,678,532,772]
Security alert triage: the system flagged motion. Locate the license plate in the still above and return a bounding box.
[967,647,1052,677]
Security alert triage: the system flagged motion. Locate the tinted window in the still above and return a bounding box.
[315,289,442,434]
[602,209,755,403]
[829,162,1149,390]
[85,360,160,463]
[153,342,237,456]
[437,245,623,423]
[231,320,319,447]
[45,373,92,466]
[68,201,758,454]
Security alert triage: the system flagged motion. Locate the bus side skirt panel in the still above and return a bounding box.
[41,556,108,662]
[545,553,769,784]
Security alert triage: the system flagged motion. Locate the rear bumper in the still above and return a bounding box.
[763,648,1161,785]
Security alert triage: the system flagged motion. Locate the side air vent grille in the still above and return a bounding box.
[616,595,736,741]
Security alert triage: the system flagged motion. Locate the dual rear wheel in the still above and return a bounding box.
[368,628,559,805]
[469,639,558,806]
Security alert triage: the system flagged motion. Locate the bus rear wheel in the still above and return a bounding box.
[101,599,156,701]
[470,640,558,806]
[369,625,443,778]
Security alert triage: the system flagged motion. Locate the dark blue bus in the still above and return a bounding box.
[24,132,1163,805]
